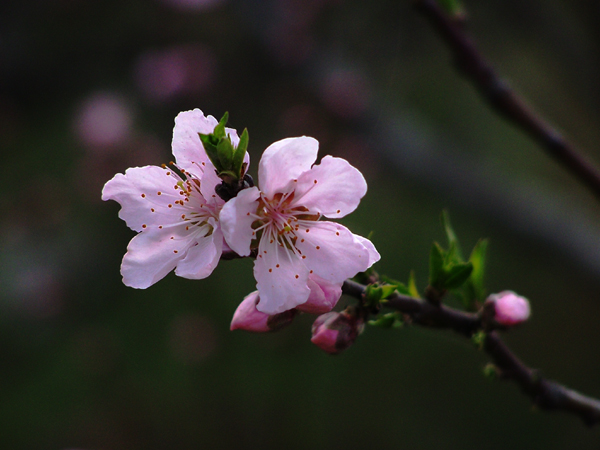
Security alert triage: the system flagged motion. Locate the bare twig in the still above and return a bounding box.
[342,279,600,426]
[414,0,600,201]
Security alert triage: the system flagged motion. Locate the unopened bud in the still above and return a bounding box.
[485,291,531,327]
[310,309,364,355]
[231,291,296,332]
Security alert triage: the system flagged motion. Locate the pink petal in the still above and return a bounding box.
[258,136,319,197]
[121,224,194,288]
[174,225,223,279]
[296,274,342,314]
[219,186,260,256]
[230,291,270,332]
[253,241,311,314]
[102,166,187,232]
[198,159,225,207]
[171,109,218,172]
[171,109,241,174]
[353,235,381,267]
[295,221,371,283]
[293,156,367,219]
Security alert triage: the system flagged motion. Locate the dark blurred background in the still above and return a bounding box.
[1,0,600,448]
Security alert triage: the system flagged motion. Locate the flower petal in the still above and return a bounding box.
[102,165,187,232]
[296,274,342,314]
[171,109,218,172]
[219,186,260,256]
[254,241,311,314]
[174,225,223,279]
[295,221,371,283]
[121,224,194,288]
[293,156,367,218]
[353,234,381,266]
[172,109,240,175]
[258,136,319,197]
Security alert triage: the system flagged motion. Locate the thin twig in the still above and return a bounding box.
[342,279,600,426]
[413,0,600,201]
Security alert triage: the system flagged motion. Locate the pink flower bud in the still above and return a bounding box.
[296,274,343,315]
[486,291,531,326]
[231,291,296,332]
[310,310,364,354]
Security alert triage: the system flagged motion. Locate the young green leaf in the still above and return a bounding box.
[429,242,446,289]
[408,271,420,298]
[233,128,249,177]
[443,262,473,290]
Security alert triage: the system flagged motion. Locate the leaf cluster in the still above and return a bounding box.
[428,211,488,310]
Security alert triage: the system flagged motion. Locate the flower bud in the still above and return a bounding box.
[485,291,531,327]
[310,309,364,354]
[296,274,342,315]
[231,291,296,332]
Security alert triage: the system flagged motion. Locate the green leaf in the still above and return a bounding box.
[199,133,221,171]
[408,271,420,298]
[364,284,383,303]
[379,284,398,299]
[233,128,249,177]
[468,238,488,301]
[441,210,463,261]
[368,312,403,329]
[429,242,445,289]
[213,112,229,139]
[217,138,235,170]
[443,262,473,290]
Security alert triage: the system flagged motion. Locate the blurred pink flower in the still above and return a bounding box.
[134,45,217,103]
[73,92,133,147]
[487,291,531,326]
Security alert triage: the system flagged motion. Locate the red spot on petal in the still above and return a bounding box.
[142,224,147,228]
[168,204,173,208]
[337,210,341,214]
[159,225,163,229]
[300,239,305,243]
[181,214,185,219]
[269,268,272,273]
[170,237,174,240]
[309,270,313,274]
[302,255,306,259]
[157,191,162,195]
[314,180,317,184]
[316,246,320,250]
[151,208,155,212]
[295,275,299,279]
[174,250,178,253]
[276,264,280,268]
[305,229,310,233]
[141,194,146,198]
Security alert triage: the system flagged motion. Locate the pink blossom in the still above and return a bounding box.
[230,291,296,332]
[311,310,364,354]
[296,274,342,314]
[102,109,244,288]
[220,136,379,314]
[487,291,531,326]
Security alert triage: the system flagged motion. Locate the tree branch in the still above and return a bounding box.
[342,279,600,426]
[413,0,600,201]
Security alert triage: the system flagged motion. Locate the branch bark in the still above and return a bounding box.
[342,279,600,426]
[413,0,600,201]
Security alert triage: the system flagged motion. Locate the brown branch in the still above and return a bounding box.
[413,0,600,201]
[342,279,600,426]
